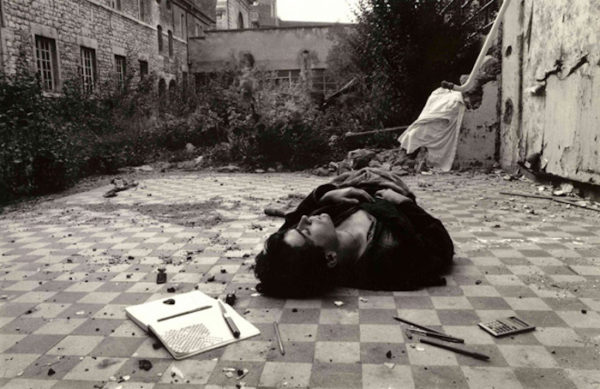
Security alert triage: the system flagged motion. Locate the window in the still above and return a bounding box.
[80,46,96,92]
[109,0,121,10]
[182,71,188,92]
[238,12,244,29]
[311,69,337,95]
[34,35,59,91]
[194,23,202,37]
[180,13,186,38]
[158,78,166,100]
[168,79,176,100]
[0,0,5,27]
[168,30,173,57]
[139,0,145,21]
[268,69,300,87]
[139,60,148,78]
[157,25,163,52]
[115,55,126,86]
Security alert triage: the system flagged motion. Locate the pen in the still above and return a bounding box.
[218,300,240,338]
[273,321,285,355]
[408,328,464,343]
[393,316,445,335]
[420,338,489,361]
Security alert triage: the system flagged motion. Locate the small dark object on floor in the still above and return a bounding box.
[138,359,153,371]
[386,350,392,359]
[225,293,236,306]
[237,368,244,376]
[475,280,482,285]
[581,309,587,314]
[220,269,227,274]
[48,368,55,376]
[152,342,162,350]
[292,308,298,312]
[163,299,175,305]
[167,287,176,293]
[207,275,216,282]
[157,270,167,284]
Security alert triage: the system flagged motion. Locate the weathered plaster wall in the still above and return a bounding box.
[456,81,499,168]
[501,0,600,185]
[189,26,340,72]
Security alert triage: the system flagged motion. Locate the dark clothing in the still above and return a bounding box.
[280,169,454,291]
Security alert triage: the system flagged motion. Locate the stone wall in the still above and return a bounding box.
[189,25,346,72]
[501,0,600,185]
[0,0,213,90]
[216,0,252,30]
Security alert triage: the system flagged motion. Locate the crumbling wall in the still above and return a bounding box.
[501,0,600,185]
[456,80,499,168]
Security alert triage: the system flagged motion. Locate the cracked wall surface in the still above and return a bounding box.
[501,0,600,185]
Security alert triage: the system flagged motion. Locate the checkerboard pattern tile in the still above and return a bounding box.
[1,171,600,388]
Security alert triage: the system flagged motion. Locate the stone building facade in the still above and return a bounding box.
[0,0,216,93]
[189,25,346,99]
[215,0,252,30]
[250,0,279,28]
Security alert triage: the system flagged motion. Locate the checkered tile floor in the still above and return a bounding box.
[1,171,599,388]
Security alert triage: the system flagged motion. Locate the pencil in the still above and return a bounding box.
[420,338,490,361]
[393,316,445,335]
[408,328,464,343]
[157,305,212,322]
[273,321,285,355]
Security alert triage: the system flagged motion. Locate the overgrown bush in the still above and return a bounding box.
[0,54,161,203]
[0,55,337,204]
[327,0,481,128]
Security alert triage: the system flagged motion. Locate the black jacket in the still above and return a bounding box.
[280,183,454,290]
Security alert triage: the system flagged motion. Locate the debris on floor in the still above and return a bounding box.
[103,177,138,198]
[156,268,167,284]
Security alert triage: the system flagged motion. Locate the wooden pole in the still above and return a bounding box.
[344,125,410,138]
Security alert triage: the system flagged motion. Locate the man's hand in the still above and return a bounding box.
[320,187,374,205]
[375,188,413,205]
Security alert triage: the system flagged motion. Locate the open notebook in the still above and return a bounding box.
[126,290,260,359]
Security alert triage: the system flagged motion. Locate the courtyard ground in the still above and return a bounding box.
[0,169,599,389]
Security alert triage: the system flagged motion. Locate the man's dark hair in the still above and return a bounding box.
[254,229,334,297]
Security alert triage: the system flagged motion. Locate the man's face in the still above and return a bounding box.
[284,214,338,251]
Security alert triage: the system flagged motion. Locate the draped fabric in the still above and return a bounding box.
[398,88,466,171]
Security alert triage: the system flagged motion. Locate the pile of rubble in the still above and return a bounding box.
[313,147,426,177]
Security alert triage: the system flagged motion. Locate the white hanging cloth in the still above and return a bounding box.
[398,88,465,171]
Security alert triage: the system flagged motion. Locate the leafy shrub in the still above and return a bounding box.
[327,0,481,128]
[0,54,336,204]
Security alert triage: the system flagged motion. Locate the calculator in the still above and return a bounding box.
[478,316,535,337]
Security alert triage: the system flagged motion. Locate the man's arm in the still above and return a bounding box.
[280,185,373,230]
[374,188,412,206]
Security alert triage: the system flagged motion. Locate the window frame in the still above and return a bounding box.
[139,0,145,21]
[115,54,127,86]
[80,46,97,93]
[34,35,59,91]
[157,25,163,53]
[139,60,149,79]
[180,13,186,39]
[168,30,173,57]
